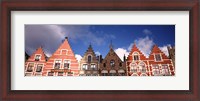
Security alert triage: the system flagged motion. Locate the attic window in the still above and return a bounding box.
[88,55,92,62]
[35,55,41,61]
[155,54,162,61]
[61,49,67,55]
[133,52,139,61]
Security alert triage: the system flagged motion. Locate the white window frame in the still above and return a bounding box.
[154,53,163,62]
[63,59,71,69]
[161,64,170,76]
[82,64,88,70]
[53,59,62,69]
[26,62,34,72]
[60,49,68,55]
[152,65,160,76]
[34,54,41,61]
[132,52,140,61]
[36,63,44,72]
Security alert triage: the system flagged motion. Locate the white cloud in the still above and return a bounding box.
[114,48,129,61]
[95,51,101,56]
[143,29,152,35]
[159,44,171,56]
[133,36,154,57]
[25,25,116,55]
[75,54,82,62]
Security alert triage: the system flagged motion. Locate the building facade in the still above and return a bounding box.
[127,44,175,76]
[99,45,126,76]
[79,45,99,76]
[42,37,79,76]
[25,38,175,76]
[127,44,150,76]
[25,47,47,76]
[167,46,175,67]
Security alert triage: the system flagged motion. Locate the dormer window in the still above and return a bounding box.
[88,55,92,62]
[133,52,139,61]
[155,54,162,61]
[35,55,41,61]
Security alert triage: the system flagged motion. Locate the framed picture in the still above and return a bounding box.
[1,0,199,100]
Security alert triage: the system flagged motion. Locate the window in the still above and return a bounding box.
[58,72,63,76]
[133,52,139,61]
[25,73,32,76]
[119,62,122,67]
[27,63,34,72]
[82,64,88,70]
[152,65,160,76]
[141,73,147,76]
[130,63,137,72]
[61,49,67,55]
[110,60,115,67]
[103,63,106,67]
[64,60,70,69]
[35,55,41,61]
[91,64,96,70]
[155,54,162,61]
[88,55,92,62]
[54,60,61,69]
[36,64,43,72]
[48,72,54,76]
[162,65,170,76]
[139,62,146,73]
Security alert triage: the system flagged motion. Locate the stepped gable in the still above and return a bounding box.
[81,44,96,60]
[127,43,147,60]
[43,37,79,76]
[79,44,99,76]
[27,46,47,62]
[148,45,169,60]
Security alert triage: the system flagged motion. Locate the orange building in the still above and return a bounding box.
[25,46,47,76]
[127,44,175,76]
[42,37,79,76]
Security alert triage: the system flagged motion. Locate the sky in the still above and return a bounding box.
[25,25,175,62]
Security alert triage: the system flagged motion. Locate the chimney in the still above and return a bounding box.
[100,55,102,63]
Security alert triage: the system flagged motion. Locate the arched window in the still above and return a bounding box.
[162,65,170,76]
[141,73,147,76]
[130,63,137,73]
[88,55,92,62]
[139,62,146,73]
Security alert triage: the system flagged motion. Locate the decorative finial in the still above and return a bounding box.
[109,40,113,49]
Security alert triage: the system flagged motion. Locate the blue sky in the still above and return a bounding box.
[25,25,175,61]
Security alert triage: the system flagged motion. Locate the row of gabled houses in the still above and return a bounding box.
[25,37,175,76]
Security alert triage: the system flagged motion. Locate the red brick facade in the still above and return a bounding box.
[25,38,175,76]
[42,37,79,76]
[127,44,175,76]
[25,47,47,76]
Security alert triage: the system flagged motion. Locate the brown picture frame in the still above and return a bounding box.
[1,0,199,100]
